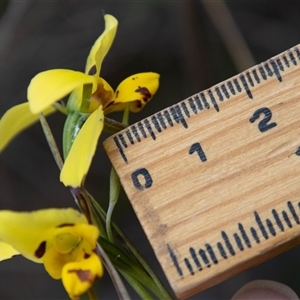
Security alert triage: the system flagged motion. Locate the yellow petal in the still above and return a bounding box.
[0,103,55,152]
[70,224,99,249]
[42,223,99,280]
[28,69,96,114]
[85,14,118,77]
[60,106,104,187]
[0,241,20,261]
[107,72,160,114]
[0,208,87,263]
[67,77,114,114]
[43,245,73,279]
[62,252,103,299]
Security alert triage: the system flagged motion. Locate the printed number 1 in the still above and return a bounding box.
[189,142,207,162]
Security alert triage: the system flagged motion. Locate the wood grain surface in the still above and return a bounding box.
[104,45,300,299]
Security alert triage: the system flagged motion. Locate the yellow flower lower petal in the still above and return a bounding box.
[60,106,104,187]
[43,245,73,279]
[0,241,20,261]
[108,72,160,114]
[62,252,103,299]
[0,208,87,263]
[28,69,96,114]
[85,14,118,77]
[0,103,55,152]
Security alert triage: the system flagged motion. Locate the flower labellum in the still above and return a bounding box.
[0,208,103,299]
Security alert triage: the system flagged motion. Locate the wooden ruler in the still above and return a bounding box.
[104,45,300,299]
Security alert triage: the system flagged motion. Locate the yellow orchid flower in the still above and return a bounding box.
[0,208,103,299]
[28,14,159,189]
[0,103,56,152]
[0,14,160,188]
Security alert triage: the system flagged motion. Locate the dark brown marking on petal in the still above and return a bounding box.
[84,252,91,259]
[56,223,75,228]
[132,77,137,80]
[35,241,46,258]
[68,269,93,283]
[135,101,142,109]
[91,82,114,110]
[135,86,152,102]
[88,65,97,75]
[105,101,115,109]
[115,90,119,98]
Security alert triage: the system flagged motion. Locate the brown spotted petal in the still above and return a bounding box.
[106,72,160,114]
[41,224,99,283]
[62,251,103,299]
[0,208,87,263]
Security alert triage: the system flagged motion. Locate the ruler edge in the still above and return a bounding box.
[103,43,300,159]
[103,43,300,298]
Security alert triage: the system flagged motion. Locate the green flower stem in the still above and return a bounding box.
[39,111,94,224]
[120,270,154,300]
[105,110,128,244]
[120,263,162,298]
[71,188,130,300]
[106,167,121,243]
[87,287,97,300]
[103,117,127,134]
[91,204,107,240]
[80,84,93,112]
[39,107,129,299]
[90,194,173,299]
[39,113,97,235]
[99,237,164,299]
[52,102,68,115]
[122,104,130,125]
[62,111,89,159]
[39,113,63,170]
[96,241,131,300]
[70,188,94,225]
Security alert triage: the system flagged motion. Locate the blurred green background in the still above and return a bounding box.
[1,1,300,299]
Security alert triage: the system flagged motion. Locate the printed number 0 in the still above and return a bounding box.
[131,168,153,190]
[249,107,277,133]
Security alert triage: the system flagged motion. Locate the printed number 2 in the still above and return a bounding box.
[249,107,277,132]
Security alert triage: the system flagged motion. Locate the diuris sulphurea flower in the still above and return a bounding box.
[0,14,160,188]
[0,208,102,300]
